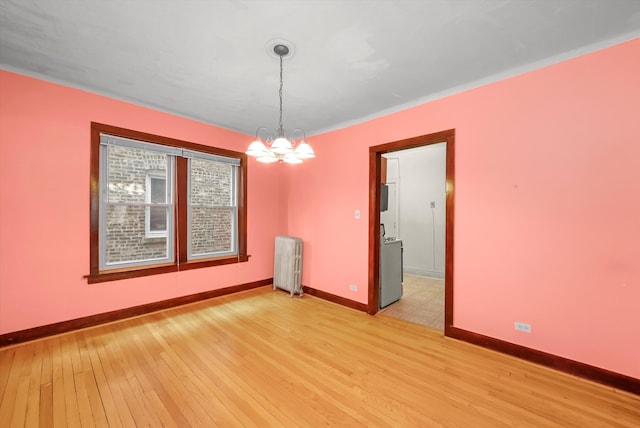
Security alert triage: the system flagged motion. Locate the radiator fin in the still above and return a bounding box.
[273,235,303,296]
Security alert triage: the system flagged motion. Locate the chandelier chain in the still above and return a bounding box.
[278,54,284,137]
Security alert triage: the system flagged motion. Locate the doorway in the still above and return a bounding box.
[380,145,446,330]
[367,129,455,336]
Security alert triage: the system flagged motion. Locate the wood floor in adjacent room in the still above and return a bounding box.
[380,274,445,330]
[1,286,638,427]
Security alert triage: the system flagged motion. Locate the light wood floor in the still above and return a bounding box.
[380,274,445,330]
[1,286,638,427]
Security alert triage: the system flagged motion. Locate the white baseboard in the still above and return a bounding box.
[403,267,444,279]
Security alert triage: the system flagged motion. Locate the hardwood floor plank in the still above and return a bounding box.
[97,325,152,427]
[0,286,638,426]
[73,333,109,427]
[84,332,126,428]
[50,338,68,428]
[9,375,29,427]
[1,345,33,425]
[39,381,53,428]
[37,340,53,428]
[110,321,181,427]
[25,341,44,427]
[0,347,16,407]
[81,369,109,428]
[73,370,96,427]
[60,335,83,428]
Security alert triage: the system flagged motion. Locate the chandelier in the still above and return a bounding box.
[245,42,315,164]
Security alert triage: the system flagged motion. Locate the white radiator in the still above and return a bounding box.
[273,235,303,296]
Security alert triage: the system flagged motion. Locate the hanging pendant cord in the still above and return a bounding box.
[278,54,284,137]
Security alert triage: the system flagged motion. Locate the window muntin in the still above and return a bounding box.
[88,122,248,283]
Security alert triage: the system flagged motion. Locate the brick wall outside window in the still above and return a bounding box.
[105,146,168,264]
[190,158,233,256]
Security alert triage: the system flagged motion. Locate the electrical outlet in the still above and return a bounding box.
[349,284,358,292]
[514,322,531,333]
[430,201,436,208]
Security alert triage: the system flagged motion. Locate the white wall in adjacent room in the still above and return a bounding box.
[384,143,446,278]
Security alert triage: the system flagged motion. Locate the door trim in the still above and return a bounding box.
[368,129,455,335]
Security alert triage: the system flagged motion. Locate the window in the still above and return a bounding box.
[88,122,248,283]
[188,156,237,260]
[146,171,168,238]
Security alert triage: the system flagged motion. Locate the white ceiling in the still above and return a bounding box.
[1,0,640,136]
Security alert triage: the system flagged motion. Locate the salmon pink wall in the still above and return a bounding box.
[286,38,640,379]
[0,70,286,334]
[2,38,639,380]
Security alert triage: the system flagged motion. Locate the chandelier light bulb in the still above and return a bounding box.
[246,140,269,157]
[283,153,303,164]
[293,139,315,159]
[257,152,278,163]
[271,137,293,155]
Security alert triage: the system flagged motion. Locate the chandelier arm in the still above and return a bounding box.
[289,128,306,141]
[254,127,271,139]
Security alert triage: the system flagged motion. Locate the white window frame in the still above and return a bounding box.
[98,135,177,271]
[186,156,239,260]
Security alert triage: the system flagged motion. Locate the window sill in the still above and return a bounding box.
[85,254,250,284]
[143,236,168,243]
[178,254,250,271]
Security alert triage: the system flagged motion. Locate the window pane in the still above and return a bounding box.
[107,146,168,203]
[147,175,168,235]
[149,177,166,203]
[189,158,236,258]
[149,206,167,232]
[104,205,168,265]
[190,158,232,207]
[101,143,173,269]
[191,207,234,255]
